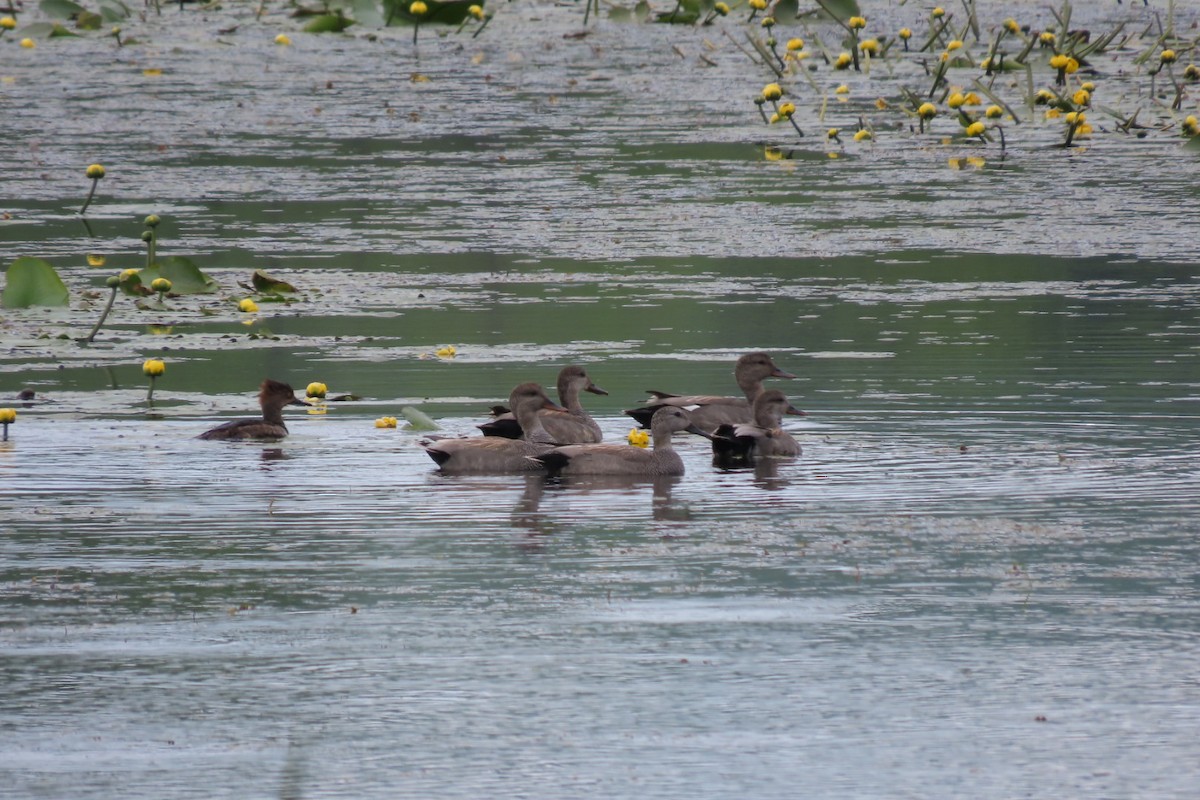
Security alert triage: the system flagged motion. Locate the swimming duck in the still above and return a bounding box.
[197,379,307,441]
[624,351,796,431]
[529,406,710,477]
[479,365,608,444]
[425,382,566,473]
[711,389,804,468]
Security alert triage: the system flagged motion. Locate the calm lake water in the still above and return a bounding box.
[3,1,1200,797]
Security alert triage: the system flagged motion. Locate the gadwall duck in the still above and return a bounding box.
[478,365,608,444]
[530,406,710,477]
[625,351,796,431]
[425,383,566,473]
[711,389,804,467]
[198,379,307,441]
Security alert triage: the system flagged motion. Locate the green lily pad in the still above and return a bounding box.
[140,256,219,294]
[49,22,81,37]
[40,0,87,18]
[401,406,439,431]
[98,0,132,22]
[2,257,70,309]
[303,13,356,33]
[252,269,298,294]
[76,10,103,29]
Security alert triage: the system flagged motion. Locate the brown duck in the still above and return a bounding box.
[478,365,608,444]
[625,351,796,431]
[197,379,308,441]
[425,383,566,473]
[530,406,710,477]
[711,389,804,468]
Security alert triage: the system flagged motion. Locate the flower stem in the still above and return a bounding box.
[79,178,99,215]
[147,376,157,407]
[83,286,118,344]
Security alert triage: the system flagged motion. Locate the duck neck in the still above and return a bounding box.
[518,406,555,444]
[557,380,584,415]
[737,375,764,403]
[650,422,676,451]
[262,402,288,428]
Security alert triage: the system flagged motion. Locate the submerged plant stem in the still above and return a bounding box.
[79,178,100,215]
[83,286,118,344]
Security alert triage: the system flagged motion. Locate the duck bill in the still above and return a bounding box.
[290,397,310,407]
[785,405,805,416]
[542,399,569,413]
[772,367,797,379]
[586,383,609,396]
[685,423,715,440]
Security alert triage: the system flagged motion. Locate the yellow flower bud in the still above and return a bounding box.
[86,164,106,180]
[409,1,428,15]
[238,298,259,313]
[375,416,398,429]
[946,40,962,51]
[848,16,866,30]
[19,37,34,48]
[274,33,292,46]
[150,278,172,293]
[714,1,729,14]
[762,83,783,101]
[963,92,981,106]
[749,0,766,9]
[834,52,852,70]
[0,408,16,424]
[859,38,879,55]
[468,4,484,19]
[1072,89,1090,105]
[853,129,872,141]
[1035,89,1055,105]
[1039,31,1056,45]
[1049,54,1068,69]
[1184,116,1200,136]
[778,101,796,118]
[786,38,804,52]
[0,16,16,29]
[306,382,328,399]
[918,102,937,120]
[142,358,166,377]
[947,92,965,109]
[965,121,986,137]
[835,84,849,94]
[627,428,650,447]
[1003,18,1019,34]
[826,128,840,138]
[1161,49,1177,64]
[1185,65,1200,81]
[119,268,139,282]
[985,105,1003,118]
[932,7,944,18]
[898,27,912,40]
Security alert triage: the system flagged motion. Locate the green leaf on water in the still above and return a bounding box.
[98,0,132,22]
[40,0,87,18]
[75,10,103,29]
[252,269,298,294]
[401,406,440,431]
[140,256,219,294]
[1183,136,1200,152]
[49,22,81,37]
[2,257,70,308]
[303,13,356,33]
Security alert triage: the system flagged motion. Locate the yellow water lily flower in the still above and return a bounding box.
[375,416,398,429]
[947,92,965,109]
[468,4,484,19]
[1049,54,1068,70]
[1161,49,1177,64]
[1035,89,1055,105]
[918,102,937,119]
[1003,18,1019,34]
[946,40,963,52]
[1065,57,1079,74]
[409,1,428,14]
[0,408,15,424]
[238,298,259,313]
[87,253,107,267]
[762,83,783,101]
[965,121,986,137]
[853,129,872,142]
[150,278,172,293]
[86,164,106,180]
[859,38,879,56]
[19,37,34,48]
[142,358,165,377]
[1183,116,1200,136]
[1072,89,1090,105]
[848,16,866,30]
[435,345,457,358]
[1185,65,1199,81]
[274,33,292,45]
[627,428,650,447]
[985,105,1003,119]
[786,38,804,52]
[749,0,766,9]
[898,28,912,40]
[931,7,944,18]
[835,84,849,95]
[834,52,852,70]
[0,16,16,29]
[713,2,729,15]
[306,382,328,399]
[778,101,796,118]
[1039,31,1056,45]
